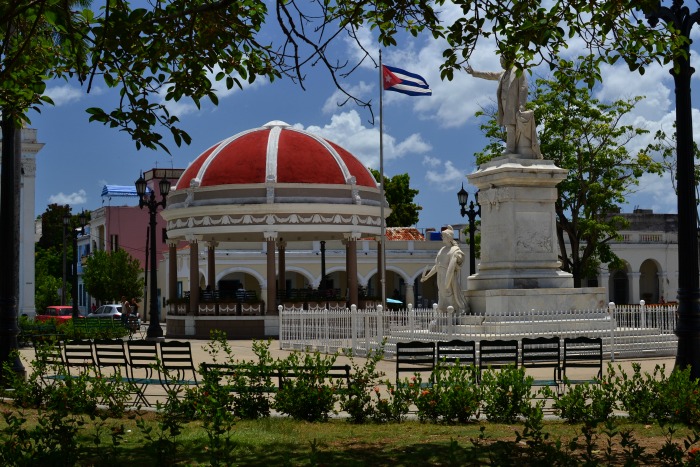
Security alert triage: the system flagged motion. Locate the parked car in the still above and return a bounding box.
[87,304,123,320]
[36,305,74,323]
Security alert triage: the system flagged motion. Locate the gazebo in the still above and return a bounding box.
[160,120,389,338]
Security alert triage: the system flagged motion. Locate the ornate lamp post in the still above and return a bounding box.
[645,1,700,379]
[135,174,171,339]
[64,210,88,319]
[457,184,481,275]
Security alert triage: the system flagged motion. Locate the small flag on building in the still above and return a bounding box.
[382,65,432,96]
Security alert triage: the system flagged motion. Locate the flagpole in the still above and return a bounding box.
[379,50,387,311]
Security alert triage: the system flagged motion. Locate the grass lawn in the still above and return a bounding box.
[2,403,697,466]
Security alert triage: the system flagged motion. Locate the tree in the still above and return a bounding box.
[83,249,144,304]
[38,204,71,250]
[370,169,422,227]
[476,61,662,287]
[34,249,62,312]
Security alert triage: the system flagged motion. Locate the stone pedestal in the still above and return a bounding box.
[466,155,605,314]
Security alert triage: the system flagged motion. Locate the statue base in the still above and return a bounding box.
[466,287,607,316]
[467,155,573,291]
[464,155,608,315]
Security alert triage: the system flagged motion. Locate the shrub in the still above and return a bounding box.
[273,351,341,422]
[553,378,617,424]
[414,363,481,423]
[616,363,667,423]
[339,345,386,424]
[480,365,533,423]
[372,376,420,423]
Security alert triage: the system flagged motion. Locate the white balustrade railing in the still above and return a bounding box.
[279,303,679,359]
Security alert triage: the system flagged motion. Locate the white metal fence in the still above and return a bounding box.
[279,303,678,360]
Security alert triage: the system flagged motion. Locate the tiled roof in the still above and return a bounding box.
[385,227,425,241]
[359,227,426,241]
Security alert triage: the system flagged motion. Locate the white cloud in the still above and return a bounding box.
[628,172,676,214]
[425,159,466,190]
[44,85,83,106]
[322,81,374,114]
[299,110,432,168]
[49,189,87,206]
[422,155,441,168]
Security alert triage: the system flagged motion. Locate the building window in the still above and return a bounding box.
[110,234,119,251]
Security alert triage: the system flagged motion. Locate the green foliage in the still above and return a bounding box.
[82,249,144,304]
[554,368,618,425]
[339,345,386,424]
[137,395,186,466]
[438,0,679,82]
[372,376,420,423]
[414,363,481,423]
[34,255,63,312]
[479,365,533,423]
[274,351,341,422]
[35,204,82,310]
[370,169,422,227]
[199,334,275,420]
[10,333,700,464]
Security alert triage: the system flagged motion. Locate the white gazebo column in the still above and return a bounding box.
[376,237,383,298]
[629,271,641,304]
[658,272,668,302]
[277,239,287,300]
[207,240,218,290]
[346,233,359,307]
[599,270,610,302]
[188,237,199,315]
[405,283,415,308]
[265,232,278,315]
[167,240,178,316]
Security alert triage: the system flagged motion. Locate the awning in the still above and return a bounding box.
[101,185,152,198]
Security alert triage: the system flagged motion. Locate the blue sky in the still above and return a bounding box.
[29,4,700,230]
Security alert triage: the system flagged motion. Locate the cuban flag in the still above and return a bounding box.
[382,65,432,96]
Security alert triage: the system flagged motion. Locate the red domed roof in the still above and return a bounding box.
[175,121,377,190]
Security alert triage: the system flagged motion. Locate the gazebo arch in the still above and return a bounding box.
[160,121,389,338]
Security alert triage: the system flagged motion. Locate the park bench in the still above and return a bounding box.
[436,339,477,366]
[395,341,435,387]
[561,336,603,387]
[478,339,519,383]
[200,362,351,395]
[521,336,562,395]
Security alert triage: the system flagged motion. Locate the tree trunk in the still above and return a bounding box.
[0,112,26,382]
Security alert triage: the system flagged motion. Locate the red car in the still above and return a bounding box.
[36,305,75,323]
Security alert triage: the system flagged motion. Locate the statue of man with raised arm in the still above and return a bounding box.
[466,57,542,159]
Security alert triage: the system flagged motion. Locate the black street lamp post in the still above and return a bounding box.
[645,1,700,380]
[457,184,481,275]
[135,174,171,339]
[64,211,88,320]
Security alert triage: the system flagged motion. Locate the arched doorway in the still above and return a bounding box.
[218,271,262,302]
[639,259,660,303]
[610,270,629,305]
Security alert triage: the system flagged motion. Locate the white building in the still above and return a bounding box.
[0,128,43,318]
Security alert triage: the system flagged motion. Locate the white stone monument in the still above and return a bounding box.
[465,155,607,315]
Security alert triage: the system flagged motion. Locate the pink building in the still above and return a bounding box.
[78,168,184,316]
